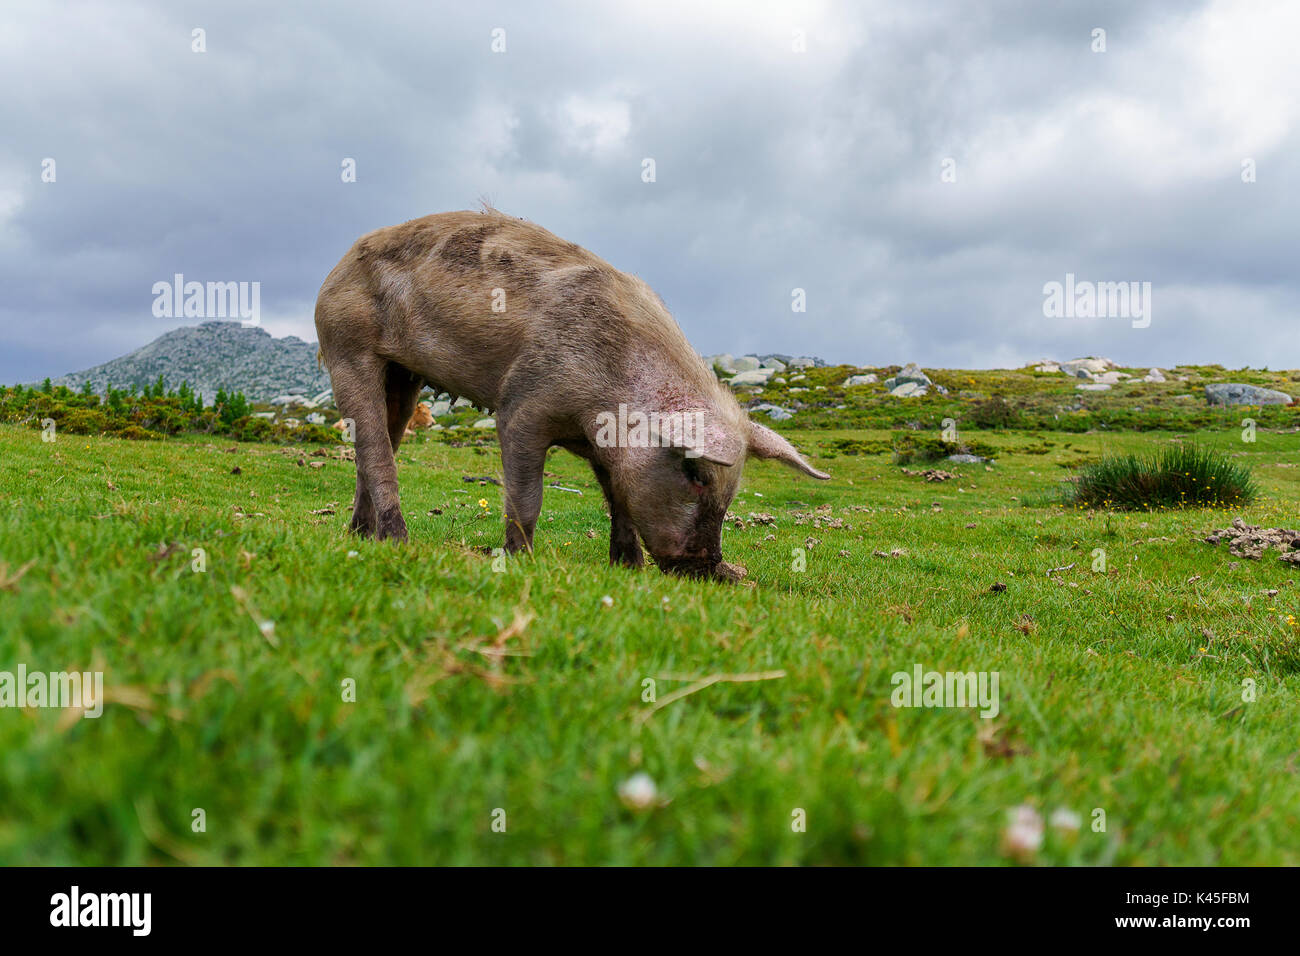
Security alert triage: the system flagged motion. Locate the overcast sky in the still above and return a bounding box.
[2,0,1296,384]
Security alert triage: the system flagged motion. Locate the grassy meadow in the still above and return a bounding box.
[1,405,1299,864]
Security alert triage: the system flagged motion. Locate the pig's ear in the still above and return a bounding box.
[652,412,741,467]
[746,421,830,479]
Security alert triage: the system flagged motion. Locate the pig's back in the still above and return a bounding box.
[319,210,707,412]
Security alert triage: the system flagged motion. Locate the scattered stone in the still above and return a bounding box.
[901,468,956,481]
[1204,518,1300,564]
[714,561,748,582]
[843,373,878,387]
[472,418,497,429]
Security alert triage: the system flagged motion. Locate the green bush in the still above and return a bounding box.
[892,433,997,465]
[1065,443,1257,511]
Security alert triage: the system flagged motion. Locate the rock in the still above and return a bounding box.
[430,399,452,417]
[948,453,992,464]
[749,403,794,421]
[269,394,300,405]
[452,397,473,408]
[710,353,736,374]
[788,357,818,369]
[252,411,276,420]
[760,358,787,372]
[1205,383,1293,406]
[728,369,776,388]
[311,388,334,406]
[843,373,878,387]
[305,412,326,425]
[1033,361,1061,373]
[890,382,927,398]
[732,355,762,372]
[1093,371,1125,385]
[472,418,497,429]
[1076,383,1111,391]
[1143,368,1166,383]
[884,363,932,389]
[1061,357,1117,378]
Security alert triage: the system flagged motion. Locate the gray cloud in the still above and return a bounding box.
[2,0,1296,384]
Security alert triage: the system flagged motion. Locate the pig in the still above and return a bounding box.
[314,208,829,579]
[406,400,434,432]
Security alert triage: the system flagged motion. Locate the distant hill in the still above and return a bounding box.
[49,321,331,404]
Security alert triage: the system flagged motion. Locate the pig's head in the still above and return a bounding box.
[605,402,829,579]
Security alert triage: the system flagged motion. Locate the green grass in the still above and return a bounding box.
[1,422,1299,864]
[1067,444,1259,511]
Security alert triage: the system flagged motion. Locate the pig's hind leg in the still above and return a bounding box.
[331,355,408,542]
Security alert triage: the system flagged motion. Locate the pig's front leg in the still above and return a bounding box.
[498,417,548,554]
[591,462,644,567]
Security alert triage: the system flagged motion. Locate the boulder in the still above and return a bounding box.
[1143,368,1166,383]
[1076,383,1111,391]
[760,358,787,372]
[890,382,927,398]
[473,418,497,429]
[728,369,775,389]
[305,412,326,425]
[711,353,737,374]
[430,399,452,417]
[788,357,818,369]
[1061,357,1117,378]
[843,374,878,387]
[883,363,931,390]
[732,355,762,372]
[452,396,473,408]
[1205,383,1293,406]
[749,403,794,421]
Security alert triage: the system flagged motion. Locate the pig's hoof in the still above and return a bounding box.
[375,508,408,542]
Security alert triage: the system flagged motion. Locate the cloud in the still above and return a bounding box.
[1,0,1296,384]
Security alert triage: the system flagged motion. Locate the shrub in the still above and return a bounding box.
[1066,444,1257,511]
[892,433,997,465]
[966,396,1018,429]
